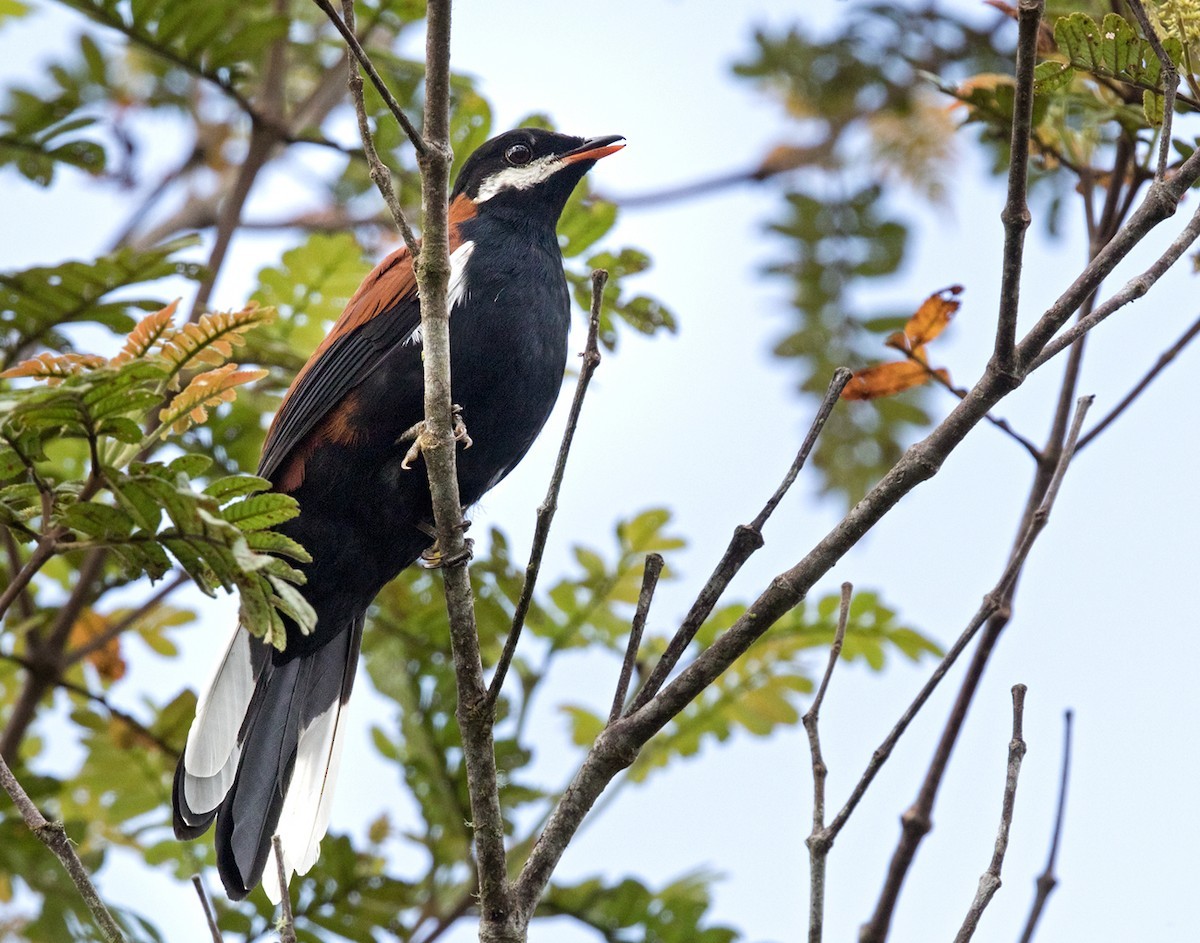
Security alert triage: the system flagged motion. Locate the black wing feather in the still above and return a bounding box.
[258,296,420,482]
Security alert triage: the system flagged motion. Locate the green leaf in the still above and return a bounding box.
[220,492,299,531]
[60,501,134,540]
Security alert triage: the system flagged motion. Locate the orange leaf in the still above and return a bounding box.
[842,354,949,401]
[68,609,126,683]
[111,300,178,366]
[0,352,106,384]
[886,285,962,354]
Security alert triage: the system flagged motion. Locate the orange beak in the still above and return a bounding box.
[562,135,626,164]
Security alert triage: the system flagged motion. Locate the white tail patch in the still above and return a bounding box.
[261,696,349,904]
[403,240,475,347]
[184,626,256,778]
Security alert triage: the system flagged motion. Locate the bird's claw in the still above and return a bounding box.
[398,405,472,470]
[420,535,475,569]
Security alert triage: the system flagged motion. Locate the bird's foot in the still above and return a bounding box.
[420,534,475,569]
[398,405,472,470]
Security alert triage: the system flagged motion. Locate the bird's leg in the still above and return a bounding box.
[398,404,473,470]
[419,518,474,569]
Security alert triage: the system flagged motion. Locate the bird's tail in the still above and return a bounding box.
[172,614,364,902]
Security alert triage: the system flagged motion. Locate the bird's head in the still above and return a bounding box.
[451,128,625,221]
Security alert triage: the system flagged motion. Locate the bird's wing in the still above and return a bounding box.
[257,244,421,483]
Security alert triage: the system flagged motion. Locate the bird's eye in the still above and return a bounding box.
[504,143,533,166]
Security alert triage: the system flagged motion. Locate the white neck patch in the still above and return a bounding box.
[474,155,563,204]
[404,240,475,347]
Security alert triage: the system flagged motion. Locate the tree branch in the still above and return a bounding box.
[992,0,1043,375]
[803,581,851,943]
[628,367,852,713]
[0,754,128,942]
[1078,312,1200,449]
[190,876,223,943]
[272,836,298,943]
[487,270,609,709]
[310,0,427,156]
[1017,709,1073,943]
[609,553,664,724]
[953,684,1028,943]
[859,397,1091,943]
[63,571,189,665]
[339,0,419,257]
[1126,0,1179,181]
[1028,198,1200,372]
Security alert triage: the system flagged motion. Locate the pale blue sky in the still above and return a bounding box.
[3,1,1199,941]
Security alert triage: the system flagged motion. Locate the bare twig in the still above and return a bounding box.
[0,755,128,942]
[609,553,664,724]
[488,270,609,708]
[191,876,223,943]
[802,581,851,943]
[272,836,298,943]
[64,571,189,665]
[340,0,419,256]
[860,397,1091,943]
[1127,0,1179,180]
[1018,709,1073,943]
[953,684,1028,943]
[0,538,56,623]
[628,367,852,712]
[993,0,1044,374]
[1030,202,1200,373]
[311,0,426,155]
[1078,312,1200,449]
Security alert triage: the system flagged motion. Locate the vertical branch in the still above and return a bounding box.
[802,581,851,943]
[1126,0,1179,181]
[412,2,512,935]
[0,755,128,943]
[1018,709,1073,943]
[993,0,1044,374]
[272,836,298,943]
[488,270,609,707]
[953,684,1028,943]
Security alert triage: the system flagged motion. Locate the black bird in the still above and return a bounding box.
[172,129,625,901]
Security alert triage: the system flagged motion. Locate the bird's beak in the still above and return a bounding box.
[562,135,626,164]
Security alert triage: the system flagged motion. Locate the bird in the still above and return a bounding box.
[171,128,625,902]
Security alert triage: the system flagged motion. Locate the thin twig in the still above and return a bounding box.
[0,755,128,942]
[191,876,223,943]
[310,0,426,155]
[64,571,189,665]
[340,0,420,256]
[993,0,1044,374]
[272,836,298,943]
[1018,709,1073,943]
[1078,312,1200,449]
[953,684,1028,943]
[487,270,608,707]
[628,367,852,713]
[802,581,851,943]
[1127,0,1179,181]
[897,349,1041,459]
[609,554,664,724]
[1029,198,1200,372]
[860,397,1092,943]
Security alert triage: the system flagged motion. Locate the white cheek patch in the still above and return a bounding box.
[474,156,563,203]
[405,240,475,347]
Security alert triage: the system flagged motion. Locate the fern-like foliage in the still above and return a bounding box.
[0,299,312,648]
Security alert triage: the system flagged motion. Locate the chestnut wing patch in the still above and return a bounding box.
[258,250,420,484]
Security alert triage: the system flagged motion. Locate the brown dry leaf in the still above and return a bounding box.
[69,608,126,682]
[886,284,963,353]
[842,352,950,401]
